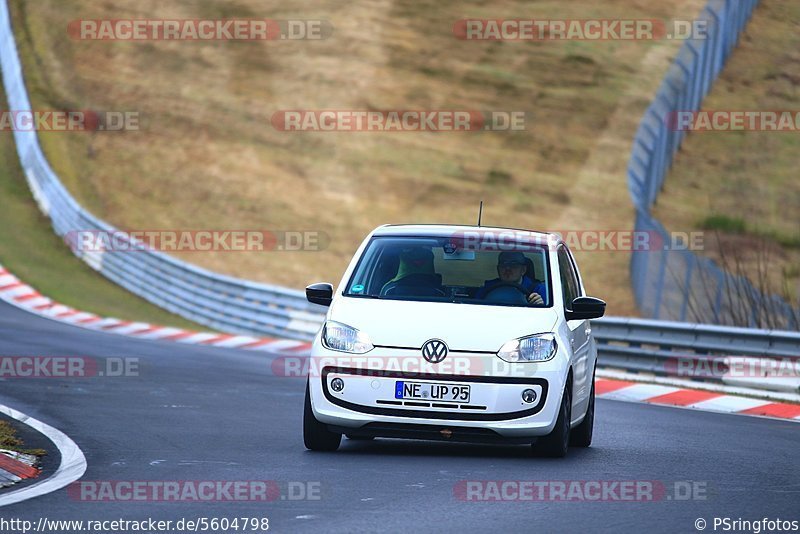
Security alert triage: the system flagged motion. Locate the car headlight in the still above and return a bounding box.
[322,321,374,354]
[497,333,557,363]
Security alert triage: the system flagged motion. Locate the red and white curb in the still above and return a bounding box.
[0,403,86,507]
[0,264,311,355]
[1,264,799,423]
[0,449,39,488]
[596,378,800,422]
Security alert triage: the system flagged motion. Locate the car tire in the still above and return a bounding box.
[570,374,594,448]
[534,380,571,458]
[303,382,341,451]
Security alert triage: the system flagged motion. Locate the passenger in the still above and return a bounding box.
[380,247,444,296]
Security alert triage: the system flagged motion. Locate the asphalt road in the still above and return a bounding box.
[0,300,797,534]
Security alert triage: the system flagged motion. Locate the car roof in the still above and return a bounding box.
[372,224,561,245]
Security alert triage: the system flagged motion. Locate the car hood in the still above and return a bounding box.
[328,297,559,352]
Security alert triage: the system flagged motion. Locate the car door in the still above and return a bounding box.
[557,246,591,413]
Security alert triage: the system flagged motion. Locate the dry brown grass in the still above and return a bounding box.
[653,0,800,305]
[10,0,709,317]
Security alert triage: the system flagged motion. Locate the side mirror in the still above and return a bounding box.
[306,282,334,307]
[565,296,606,321]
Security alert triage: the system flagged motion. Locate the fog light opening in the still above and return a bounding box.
[521,389,537,403]
[331,378,345,392]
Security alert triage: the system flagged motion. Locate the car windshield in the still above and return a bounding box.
[343,235,552,307]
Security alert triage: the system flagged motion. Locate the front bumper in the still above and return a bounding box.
[308,345,568,438]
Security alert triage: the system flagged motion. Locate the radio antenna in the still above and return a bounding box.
[477,201,483,227]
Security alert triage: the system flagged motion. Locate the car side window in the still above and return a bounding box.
[557,247,579,311]
[564,247,583,298]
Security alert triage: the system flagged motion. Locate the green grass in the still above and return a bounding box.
[699,214,747,234]
[0,85,205,329]
[0,420,46,456]
[772,232,800,250]
[700,214,800,250]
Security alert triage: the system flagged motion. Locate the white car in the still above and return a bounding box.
[303,224,605,457]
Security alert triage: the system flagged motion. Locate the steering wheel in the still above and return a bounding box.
[482,283,530,304]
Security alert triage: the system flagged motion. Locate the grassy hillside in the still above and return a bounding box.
[0,82,203,329]
[7,0,710,317]
[654,0,800,305]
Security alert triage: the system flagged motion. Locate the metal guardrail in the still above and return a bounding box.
[0,0,798,396]
[0,0,326,340]
[593,318,800,393]
[626,0,799,330]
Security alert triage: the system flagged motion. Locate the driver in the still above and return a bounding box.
[476,251,545,305]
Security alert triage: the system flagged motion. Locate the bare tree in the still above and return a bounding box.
[666,232,799,330]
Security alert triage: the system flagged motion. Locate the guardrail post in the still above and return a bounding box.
[652,240,669,320]
[679,253,696,322]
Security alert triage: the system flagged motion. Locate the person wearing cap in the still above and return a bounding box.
[475,251,545,305]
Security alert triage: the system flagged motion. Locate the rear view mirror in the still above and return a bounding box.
[565,296,606,321]
[306,282,333,306]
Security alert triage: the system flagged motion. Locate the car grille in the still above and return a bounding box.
[376,399,487,410]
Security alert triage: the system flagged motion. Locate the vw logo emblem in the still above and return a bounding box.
[421,339,448,363]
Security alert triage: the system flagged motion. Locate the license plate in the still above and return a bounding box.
[394,381,471,403]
